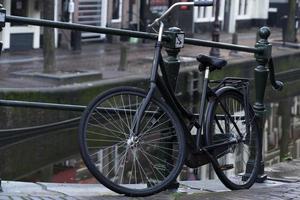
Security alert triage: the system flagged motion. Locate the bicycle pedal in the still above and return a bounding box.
[219,164,234,171]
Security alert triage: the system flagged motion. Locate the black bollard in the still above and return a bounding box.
[71,30,82,52]
[118,42,128,71]
[229,33,239,56]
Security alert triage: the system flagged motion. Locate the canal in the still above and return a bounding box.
[1,76,297,185]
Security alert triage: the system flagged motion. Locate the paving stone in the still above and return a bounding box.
[0,180,300,199]
[37,197,55,200]
[0,195,12,200]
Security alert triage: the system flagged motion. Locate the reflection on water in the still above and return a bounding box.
[27,94,300,184]
[264,96,300,166]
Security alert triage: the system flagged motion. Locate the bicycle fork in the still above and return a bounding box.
[131,23,164,136]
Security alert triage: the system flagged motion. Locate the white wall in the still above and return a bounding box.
[1,0,60,50]
[251,0,270,19]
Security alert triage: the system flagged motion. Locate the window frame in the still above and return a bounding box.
[111,0,123,23]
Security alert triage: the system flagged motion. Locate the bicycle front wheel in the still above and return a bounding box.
[79,87,185,197]
[206,88,260,190]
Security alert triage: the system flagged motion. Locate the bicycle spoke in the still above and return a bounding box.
[141,134,175,143]
[135,153,151,184]
[93,109,125,136]
[86,138,123,143]
[119,146,130,184]
[140,117,171,137]
[140,147,175,168]
[87,130,124,141]
[104,149,128,178]
[89,142,125,157]
[140,103,159,133]
[94,106,124,132]
[138,148,166,181]
[108,98,129,132]
[94,145,126,167]
[144,143,179,153]
[140,127,175,139]
[143,145,178,161]
[88,122,125,136]
[209,90,259,189]
[120,94,131,131]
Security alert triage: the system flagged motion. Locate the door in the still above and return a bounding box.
[77,0,107,41]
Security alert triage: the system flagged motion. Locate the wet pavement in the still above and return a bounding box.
[0,180,293,200]
[0,159,300,199]
[0,28,287,89]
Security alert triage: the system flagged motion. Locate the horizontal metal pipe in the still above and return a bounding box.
[5,15,262,54]
[5,15,160,41]
[184,38,262,54]
[0,99,86,111]
[0,99,159,116]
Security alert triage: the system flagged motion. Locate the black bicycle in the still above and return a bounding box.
[78,1,261,197]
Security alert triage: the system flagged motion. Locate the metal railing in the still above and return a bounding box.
[0,13,270,113]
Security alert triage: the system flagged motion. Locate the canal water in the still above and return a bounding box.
[15,78,299,185]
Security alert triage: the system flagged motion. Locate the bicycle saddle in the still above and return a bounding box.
[197,54,227,72]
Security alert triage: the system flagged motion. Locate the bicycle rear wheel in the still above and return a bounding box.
[79,87,185,197]
[205,88,260,190]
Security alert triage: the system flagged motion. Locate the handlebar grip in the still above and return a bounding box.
[194,0,214,7]
[273,81,284,91]
[268,58,284,91]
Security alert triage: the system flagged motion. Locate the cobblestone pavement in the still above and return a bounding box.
[1,182,299,200]
[0,195,78,200]
[178,182,300,200]
[1,160,300,199]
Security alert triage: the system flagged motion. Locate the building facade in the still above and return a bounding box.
[140,0,270,35]
[268,0,300,28]
[0,0,277,51]
[194,0,270,33]
[0,0,140,50]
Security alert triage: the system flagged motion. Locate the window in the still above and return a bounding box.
[237,0,249,18]
[11,0,28,17]
[11,0,28,26]
[112,0,122,22]
[194,0,225,23]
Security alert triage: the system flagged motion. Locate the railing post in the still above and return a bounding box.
[163,27,183,90]
[253,27,272,182]
[162,27,184,190]
[0,4,5,192]
[209,0,221,57]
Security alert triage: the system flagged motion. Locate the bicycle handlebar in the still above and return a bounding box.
[268,58,284,91]
[148,0,214,29]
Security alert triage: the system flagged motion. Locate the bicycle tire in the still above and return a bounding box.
[79,86,186,197]
[205,88,261,190]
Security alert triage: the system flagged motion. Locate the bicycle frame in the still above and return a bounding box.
[133,22,249,162]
